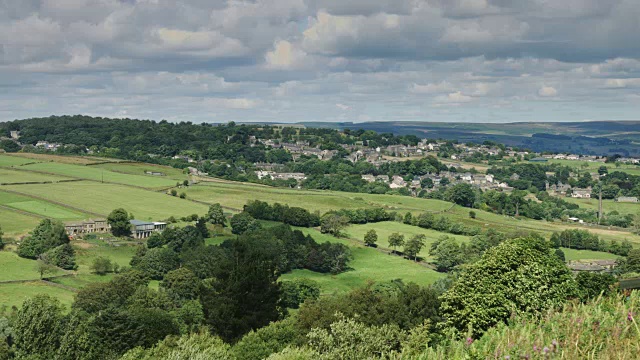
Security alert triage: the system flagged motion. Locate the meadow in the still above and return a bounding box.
[0,251,64,282]
[2,181,207,222]
[281,227,445,295]
[545,158,640,176]
[564,197,639,216]
[0,168,71,184]
[4,152,121,165]
[0,208,41,235]
[0,282,76,310]
[0,154,39,167]
[18,162,178,189]
[93,162,188,182]
[561,247,620,261]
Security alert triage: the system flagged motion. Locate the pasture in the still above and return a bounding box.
[545,158,640,176]
[93,162,188,182]
[0,155,40,167]
[345,221,469,260]
[0,251,64,282]
[281,227,445,294]
[5,152,120,165]
[0,208,41,235]
[561,248,620,261]
[19,162,177,189]
[0,168,71,184]
[565,197,639,216]
[3,181,208,221]
[0,282,75,309]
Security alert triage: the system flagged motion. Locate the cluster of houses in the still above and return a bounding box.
[258,140,338,160]
[360,171,514,193]
[254,171,306,182]
[35,141,62,151]
[64,219,167,239]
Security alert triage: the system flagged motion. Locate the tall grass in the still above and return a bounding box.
[416,291,640,359]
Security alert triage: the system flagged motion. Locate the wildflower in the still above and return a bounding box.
[465,337,474,346]
[628,311,634,322]
[533,345,538,352]
[543,347,550,354]
[504,356,510,360]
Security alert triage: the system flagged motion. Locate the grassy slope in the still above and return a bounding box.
[0,251,64,282]
[345,222,469,260]
[0,282,76,309]
[561,247,620,261]
[565,197,640,216]
[0,168,71,183]
[19,162,178,189]
[0,155,39,167]
[94,162,188,182]
[281,228,445,295]
[3,181,208,220]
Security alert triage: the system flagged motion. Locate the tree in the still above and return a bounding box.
[108,208,131,237]
[13,295,65,359]
[320,214,349,237]
[44,243,77,270]
[133,247,180,280]
[170,189,177,196]
[445,183,476,207]
[388,233,405,254]
[179,192,187,199]
[404,234,426,261]
[183,180,189,187]
[363,229,378,247]
[161,268,201,300]
[230,212,261,235]
[35,259,57,279]
[120,333,232,360]
[554,248,566,262]
[207,203,226,227]
[598,165,608,175]
[280,279,321,309]
[429,236,464,272]
[468,210,476,219]
[91,256,113,275]
[440,236,579,337]
[575,272,616,302]
[17,219,69,259]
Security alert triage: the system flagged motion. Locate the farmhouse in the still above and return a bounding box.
[616,196,639,203]
[64,219,110,236]
[130,220,167,239]
[571,188,592,199]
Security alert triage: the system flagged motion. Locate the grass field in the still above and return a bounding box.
[18,162,178,189]
[0,190,86,227]
[0,251,64,282]
[279,228,445,295]
[0,155,42,167]
[345,222,469,260]
[4,181,208,221]
[565,197,640,216]
[0,208,41,235]
[561,248,621,261]
[546,159,640,176]
[72,237,139,275]
[5,152,120,165]
[184,181,454,213]
[94,162,188,182]
[0,168,71,184]
[0,281,75,309]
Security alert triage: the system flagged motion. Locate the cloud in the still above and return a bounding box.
[336,103,350,110]
[538,86,558,97]
[265,40,308,69]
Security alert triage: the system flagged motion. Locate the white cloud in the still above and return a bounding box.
[265,40,308,69]
[410,81,454,94]
[538,86,558,97]
[336,103,350,110]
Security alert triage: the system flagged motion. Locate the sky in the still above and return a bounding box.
[1,0,640,124]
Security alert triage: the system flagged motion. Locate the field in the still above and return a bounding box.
[561,248,620,261]
[3,181,208,222]
[0,251,64,282]
[565,197,639,216]
[0,208,41,235]
[4,152,121,165]
[93,162,188,182]
[345,222,469,260]
[546,158,640,176]
[18,162,178,189]
[281,228,445,294]
[0,168,71,184]
[0,154,39,167]
[0,282,76,309]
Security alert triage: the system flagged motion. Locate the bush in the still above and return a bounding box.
[91,256,113,275]
[469,210,476,219]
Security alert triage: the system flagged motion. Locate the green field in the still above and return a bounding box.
[0,168,71,184]
[345,222,469,260]
[19,162,178,189]
[0,208,41,235]
[281,228,445,295]
[546,159,640,176]
[0,189,86,219]
[0,154,38,167]
[561,248,621,261]
[3,181,208,221]
[0,282,76,309]
[565,197,640,216]
[94,162,188,182]
[0,251,64,282]
[184,181,453,213]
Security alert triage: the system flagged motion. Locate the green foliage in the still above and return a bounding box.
[161,268,201,300]
[440,236,579,337]
[404,234,426,261]
[233,317,300,360]
[244,200,321,227]
[73,270,150,313]
[363,229,378,247]
[133,247,180,280]
[121,332,232,360]
[230,212,261,235]
[388,232,405,253]
[320,214,350,237]
[280,279,320,309]
[429,236,465,272]
[554,248,566,262]
[207,203,226,226]
[43,243,77,270]
[575,272,616,302]
[17,219,69,259]
[13,295,65,360]
[179,192,187,199]
[306,315,405,359]
[107,208,132,237]
[445,183,476,207]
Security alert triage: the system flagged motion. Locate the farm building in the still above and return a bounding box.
[64,219,110,236]
[130,220,167,239]
[616,196,639,203]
